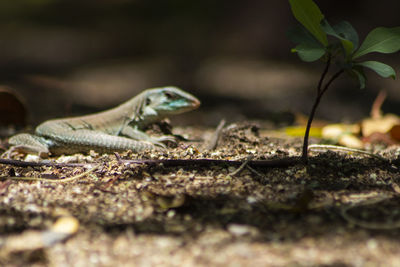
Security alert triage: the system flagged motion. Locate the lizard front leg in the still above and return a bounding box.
[120,125,176,148]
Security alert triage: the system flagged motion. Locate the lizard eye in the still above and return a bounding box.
[145,98,151,105]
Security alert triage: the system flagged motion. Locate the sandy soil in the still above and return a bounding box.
[1,122,400,267]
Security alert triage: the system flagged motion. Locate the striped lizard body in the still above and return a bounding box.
[6,86,200,157]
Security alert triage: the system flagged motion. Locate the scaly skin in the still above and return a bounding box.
[7,86,200,157]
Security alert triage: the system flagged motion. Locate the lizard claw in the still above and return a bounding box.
[153,141,167,149]
[2,145,50,159]
[149,135,177,149]
[154,135,177,144]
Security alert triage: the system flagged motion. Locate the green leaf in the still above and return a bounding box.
[353,27,400,58]
[292,43,326,62]
[348,67,367,89]
[321,20,359,58]
[333,21,359,50]
[320,19,337,37]
[288,25,326,62]
[354,70,366,89]
[289,0,328,46]
[321,20,353,57]
[287,25,321,46]
[356,61,396,79]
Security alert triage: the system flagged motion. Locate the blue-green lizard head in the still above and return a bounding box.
[142,86,200,117]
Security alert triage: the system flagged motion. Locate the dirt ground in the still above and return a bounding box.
[1,122,400,267]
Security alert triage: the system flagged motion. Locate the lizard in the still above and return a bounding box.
[5,86,200,157]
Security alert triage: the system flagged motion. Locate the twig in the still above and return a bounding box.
[207,119,226,150]
[114,152,123,163]
[120,157,302,168]
[246,164,267,179]
[229,155,254,176]
[0,164,100,183]
[0,158,92,168]
[371,90,387,119]
[308,144,387,161]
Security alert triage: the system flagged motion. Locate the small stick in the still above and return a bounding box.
[371,90,387,119]
[229,155,254,176]
[308,144,387,161]
[114,152,123,163]
[0,164,100,183]
[0,158,92,168]
[206,119,226,150]
[246,164,267,179]
[120,157,302,168]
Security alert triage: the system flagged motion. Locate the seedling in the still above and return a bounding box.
[288,0,400,162]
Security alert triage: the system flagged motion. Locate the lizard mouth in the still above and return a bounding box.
[190,97,201,109]
[168,97,200,113]
[182,95,201,112]
[166,91,200,113]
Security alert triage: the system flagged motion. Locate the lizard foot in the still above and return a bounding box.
[2,145,50,159]
[150,135,177,149]
[155,135,177,143]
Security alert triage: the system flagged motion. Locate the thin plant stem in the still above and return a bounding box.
[301,64,344,163]
[320,69,344,96]
[317,55,332,94]
[301,57,331,162]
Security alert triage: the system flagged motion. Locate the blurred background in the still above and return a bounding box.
[1,0,400,130]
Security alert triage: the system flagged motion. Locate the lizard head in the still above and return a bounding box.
[141,86,200,118]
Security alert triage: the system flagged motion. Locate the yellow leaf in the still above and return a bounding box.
[285,126,322,137]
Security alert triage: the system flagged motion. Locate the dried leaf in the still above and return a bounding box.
[321,124,360,140]
[389,125,400,141]
[338,134,364,149]
[362,114,400,137]
[321,124,363,149]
